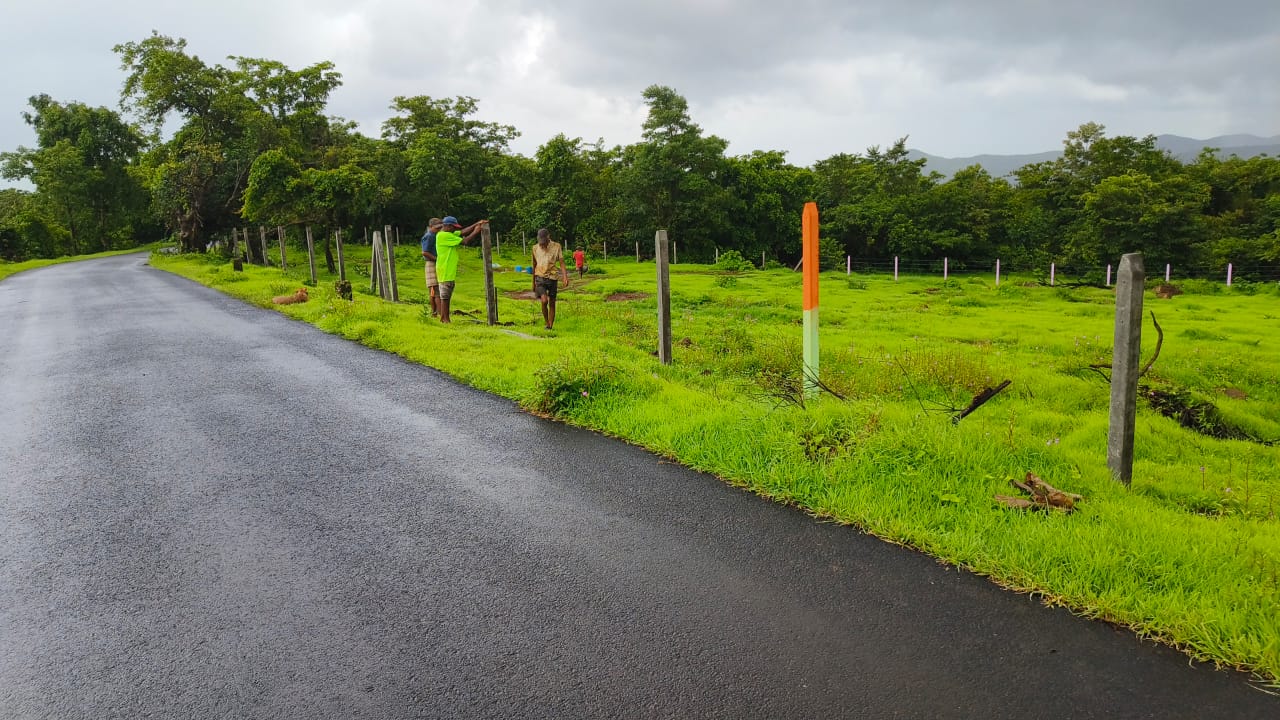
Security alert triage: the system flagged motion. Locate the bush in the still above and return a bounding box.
[715,275,739,288]
[846,276,867,290]
[524,354,623,417]
[714,249,754,273]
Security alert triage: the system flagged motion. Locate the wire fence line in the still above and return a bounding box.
[834,256,1280,284]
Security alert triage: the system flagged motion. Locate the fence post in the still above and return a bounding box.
[259,227,269,266]
[944,257,949,280]
[673,241,678,265]
[276,226,288,272]
[1227,263,1234,286]
[655,230,672,365]
[802,202,820,398]
[847,255,851,276]
[636,240,640,263]
[335,229,346,282]
[1108,253,1144,485]
[383,224,399,301]
[1165,264,1170,282]
[894,256,899,282]
[996,259,1001,286]
[481,224,498,325]
[762,250,766,269]
[1050,262,1056,286]
[305,226,317,285]
[1106,264,1112,287]
[370,231,384,296]
[603,241,608,262]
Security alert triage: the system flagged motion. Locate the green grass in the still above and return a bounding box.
[151,244,1280,684]
[0,244,164,282]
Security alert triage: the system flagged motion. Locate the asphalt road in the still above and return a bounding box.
[0,253,1275,719]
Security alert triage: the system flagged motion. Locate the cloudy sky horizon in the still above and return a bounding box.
[2,0,1277,182]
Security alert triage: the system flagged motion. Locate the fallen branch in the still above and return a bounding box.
[952,380,1012,424]
[1088,311,1163,382]
[995,472,1083,513]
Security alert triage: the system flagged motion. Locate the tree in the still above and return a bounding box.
[622,85,731,261]
[0,95,148,253]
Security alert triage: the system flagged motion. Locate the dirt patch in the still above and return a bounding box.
[506,290,538,300]
[606,292,650,302]
[1221,387,1249,400]
[1143,385,1270,443]
[1154,283,1183,299]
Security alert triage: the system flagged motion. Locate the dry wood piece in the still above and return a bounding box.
[995,472,1083,513]
[952,380,1012,423]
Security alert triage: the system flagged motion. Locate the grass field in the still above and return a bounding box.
[144,241,1280,684]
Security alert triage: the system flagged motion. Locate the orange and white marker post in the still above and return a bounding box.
[802,202,820,397]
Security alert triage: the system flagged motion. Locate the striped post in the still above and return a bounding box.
[802,202,820,398]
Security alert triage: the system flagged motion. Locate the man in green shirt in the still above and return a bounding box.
[435,215,487,324]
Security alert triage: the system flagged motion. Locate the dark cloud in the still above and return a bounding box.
[1,0,1276,179]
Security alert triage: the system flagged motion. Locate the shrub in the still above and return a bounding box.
[714,249,754,273]
[715,275,739,288]
[846,276,867,290]
[524,354,623,417]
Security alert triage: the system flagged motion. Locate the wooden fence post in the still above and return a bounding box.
[481,224,498,325]
[276,226,288,272]
[655,230,672,365]
[305,226,317,285]
[1108,253,1145,485]
[259,226,269,266]
[384,224,399,301]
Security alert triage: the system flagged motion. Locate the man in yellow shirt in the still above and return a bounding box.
[531,228,569,330]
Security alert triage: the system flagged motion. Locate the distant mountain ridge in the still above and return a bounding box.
[908,134,1280,179]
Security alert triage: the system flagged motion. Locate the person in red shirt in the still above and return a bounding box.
[572,247,586,279]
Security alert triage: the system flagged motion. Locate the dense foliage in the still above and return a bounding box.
[3,33,1278,279]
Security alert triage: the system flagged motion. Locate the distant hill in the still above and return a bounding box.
[909,134,1280,180]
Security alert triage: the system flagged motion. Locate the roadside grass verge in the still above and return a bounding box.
[151,245,1280,684]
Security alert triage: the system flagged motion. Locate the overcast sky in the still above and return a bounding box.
[2,0,1277,175]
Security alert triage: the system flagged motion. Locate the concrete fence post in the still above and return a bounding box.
[655,230,672,365]
[1108,253,1145,485]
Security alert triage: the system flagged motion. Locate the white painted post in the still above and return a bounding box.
[715,248,719,264]
[1106,264,1113,287]
[996,259,1001,286]
[604,241,608,262]
[1050,262,1056,286]
[762,251,766,268]
[1227,263,1234,286]
[894,256,899,282]
[846,255,851,276]
[1165,264,1170,282]
[636,241,640,263]
[673,241,678,265]
[944,257,949,280]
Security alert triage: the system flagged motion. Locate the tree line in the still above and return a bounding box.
[2,32,1278,281]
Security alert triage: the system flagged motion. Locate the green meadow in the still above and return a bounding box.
[147,242,1280,684]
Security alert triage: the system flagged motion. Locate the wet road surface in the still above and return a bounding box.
[1,254,1276,719]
